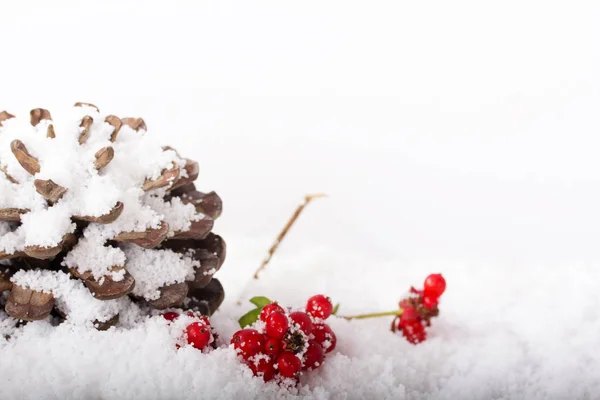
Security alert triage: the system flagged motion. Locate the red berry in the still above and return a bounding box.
[163,312,179,322]
[289,311,313,335]
[302,340,325,370]
[422,296,438,309]
[306,294,333,320]
[250,358,276,382]
[264,338,282,358]
[260,302,285,322]
[186,322,211,349]
[265,312,289,340]
[312,323,336,353]
[187,312,211,326]
[400,307,418,325]
[231,329,265,359]
[277,351,302,378]
[423,273,446,299]
[401,320,427,344]
[409,286,424,296]
[399,298,412,310]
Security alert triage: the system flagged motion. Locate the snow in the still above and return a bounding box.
[123,246,197,301]
[2,0,600,399]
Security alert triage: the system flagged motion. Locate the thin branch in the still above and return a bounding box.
[341,309,403,320]
[253,193,326,280]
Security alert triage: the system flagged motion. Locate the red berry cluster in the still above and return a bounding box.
[394,273,446,344]
[231,295,337,383]
[163,311,217,351]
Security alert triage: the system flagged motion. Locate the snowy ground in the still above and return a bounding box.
[2,1,600,399]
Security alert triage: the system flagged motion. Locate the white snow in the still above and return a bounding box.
[123,246,198,301]
[1,1,600,399]
[145,193,202,236]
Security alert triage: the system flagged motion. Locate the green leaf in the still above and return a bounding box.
[332,303,340,315]
[249,296,272,308]
[238,307,262,328]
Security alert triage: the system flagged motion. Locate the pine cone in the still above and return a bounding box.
[0,104,226,326]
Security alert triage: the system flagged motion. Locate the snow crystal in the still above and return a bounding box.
[124,246,198,300]
[0,221,12,236]
[145,193,202,236]
[63,233,127,280]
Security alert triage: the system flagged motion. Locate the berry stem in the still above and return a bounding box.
[341,309,403,320]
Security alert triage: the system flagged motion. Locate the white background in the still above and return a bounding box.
[3,1,600,266]
[2,2,600,398]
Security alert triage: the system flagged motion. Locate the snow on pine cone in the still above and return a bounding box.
[0,104,225,328]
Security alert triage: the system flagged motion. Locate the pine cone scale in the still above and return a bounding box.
[5,285,55,321]
[0,208,29,221]
[147,282,189,309]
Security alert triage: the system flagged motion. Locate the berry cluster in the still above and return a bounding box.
[163,310,218,351]
[231,295,337,383]
[394,273,446,344]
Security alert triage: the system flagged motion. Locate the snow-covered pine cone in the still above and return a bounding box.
[0,104,225,327]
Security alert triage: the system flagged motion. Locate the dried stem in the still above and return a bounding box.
[341,310,403,320]
[253,194,327,280]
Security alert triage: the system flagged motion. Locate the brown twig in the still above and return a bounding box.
[253,193,326,280]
